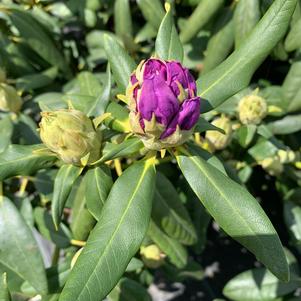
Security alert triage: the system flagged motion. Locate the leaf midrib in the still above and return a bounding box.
[76,162,150,300]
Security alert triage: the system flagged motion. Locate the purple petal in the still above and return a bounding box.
[166,61,188,96]
[143,59,167,80]
[138,76,179,125]
[178,97,200,130]
[131,74,138,84]
[160,114,178,139]
[185,69,197,97]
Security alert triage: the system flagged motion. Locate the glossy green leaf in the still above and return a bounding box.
[176,148,289,281]
[284,201,301,248]
[0,116,13,153]
[104,102,131,132]
[34,92,66,111]
[0,273,11,301]
[103,34,136,91]
[223,250,300,301]
[152,172,197,245]
[137,0,165,30]
[108,278,151,301]
[0,197,47,294]
[84,166,113,220]
[179,0,224,43]
[236,124,257,147]
[155,4,183,62]
[148,220,187,268]
[88,64,111,117]
[197,0,298,112]
[267,114,301,135]
[285,18,301,51]
[52,164,82,229]
[0,145,56,181]
[34,207,71,248]
[282,61,301,113]
[60,159,156,301]
[94,138,144,165]
[234,0,261,48]
[5,8,71,77]
[202,8,234,73]
[194,117,225,134]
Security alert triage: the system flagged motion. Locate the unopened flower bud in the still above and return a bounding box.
[0,83,22,113]
[205,116,232,150]
[126,58,200,150]
[277,149,296,164]
[140,244,165,269]
[39,109,102,165]
[238,94,267,125]
[260,157,283,176]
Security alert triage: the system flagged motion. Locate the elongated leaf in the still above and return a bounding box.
[179,0,224,43]
[52,165,82,229]
[0,116,13,153]
[0,273,11,301]
[0,145,56,181]
[234,0,261,48]
[88,64,111,117]
[5,8,71,77]
[103,34,136,91]
[282,61,301,112]
[108,278,151,301]
[94,138,143,164]
[267,114,301,135]
[285,18,301,51]
[152,172,197,245]
[223,250,300,301]
[176,148,289,281]
[194,117,225,134]
[284,201,301,248]
[155,3,183,62]
[105,102,131,132]
[197,0,298,111]
[0,197,47,294]
[60,159,156,301]
[34,207,71,248]
[84,166,113,220]
[202,8,234,73]
[137,0,165,30]
[148,220,187,268]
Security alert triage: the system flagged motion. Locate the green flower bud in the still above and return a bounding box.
[238,94,267,125]
[39,109,102,165]
[0,83,22,113]
[277,149,296,164]
[140,244,165,269]
[205,116,232,150]
[260,157,283,176]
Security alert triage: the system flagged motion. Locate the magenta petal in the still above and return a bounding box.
[178,97,200,130]
[143,59,167,80]
[138,76,179,125]
[166,61,188,96]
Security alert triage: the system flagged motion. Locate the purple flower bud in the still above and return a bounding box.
[127,58,200,150]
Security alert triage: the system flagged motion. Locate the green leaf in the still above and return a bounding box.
[103,34,136,91]
[236,124,257,147]
[34,92,66,111]
[94,138,144,164]
[60,159,156,301]
[5,8,71,77]
[155,3,183,62]
[0,144,56,181]
[197,0,298,112]
[266,114,301,135]
[176,148,289,281]
[223,250,300,301]
[52,165,82,229]
[285,18,301,51]
[88,64,111,117]
[84,166,113,220]
[0,197,48,294]
[34,207,71,249]
[282,61,301,113]
[0,273,11,301]
[104,102,131,132]
[108,278,151,301]
[284,201,301,249]
[194,117,225,134]
[234,0,261,48]
[179,0,224,43]
[202,8,234,73]
[0,116,13,153]
[152,172,197,245]
[148,220,187,269]
[137,0,165,30]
